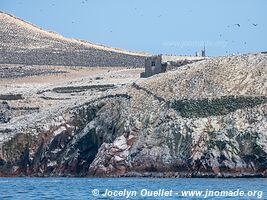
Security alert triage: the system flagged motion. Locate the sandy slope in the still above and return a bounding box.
[0,12,146,67]
[0,11,146,56]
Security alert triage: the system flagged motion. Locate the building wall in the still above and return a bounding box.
[141,55,163,77]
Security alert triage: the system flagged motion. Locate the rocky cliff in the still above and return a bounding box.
[0,12,146,67]
[0,53,266,177]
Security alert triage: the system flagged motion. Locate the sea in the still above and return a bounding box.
[0,178,266,199]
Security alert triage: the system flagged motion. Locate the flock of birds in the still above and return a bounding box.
[235,23,258,27]
[225,22,259,47]
[17,1,260,55]
[38,2,261,32]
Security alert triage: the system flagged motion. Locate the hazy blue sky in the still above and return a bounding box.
[1,0,266,56]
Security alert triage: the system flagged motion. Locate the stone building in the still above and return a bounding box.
[140,55,167,78]
[140,53,207,78]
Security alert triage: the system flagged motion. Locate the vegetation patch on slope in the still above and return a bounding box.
[170,96,267,118]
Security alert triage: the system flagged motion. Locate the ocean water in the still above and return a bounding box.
[0,178,266,199]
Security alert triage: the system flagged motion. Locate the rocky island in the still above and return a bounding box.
[0,12,266,178]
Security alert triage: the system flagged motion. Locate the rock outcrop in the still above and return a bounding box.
[0,52,266,177]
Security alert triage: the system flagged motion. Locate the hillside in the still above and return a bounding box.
[0,52,266,177]
[140,53,267,98]
[0,12,146,67]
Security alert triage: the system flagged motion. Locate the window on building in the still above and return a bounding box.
[151,61,155,66]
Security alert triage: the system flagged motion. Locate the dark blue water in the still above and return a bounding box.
[0,178,266,199]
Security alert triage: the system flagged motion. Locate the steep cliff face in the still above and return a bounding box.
[0,53,266,177]
[88,94,267,178]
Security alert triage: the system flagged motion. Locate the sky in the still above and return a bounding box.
[0,0,266,56]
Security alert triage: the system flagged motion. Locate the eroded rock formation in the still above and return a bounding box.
[0,53,266,177]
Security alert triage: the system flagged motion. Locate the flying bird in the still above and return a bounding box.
[252,23,258,26]
[235,24,241,27]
